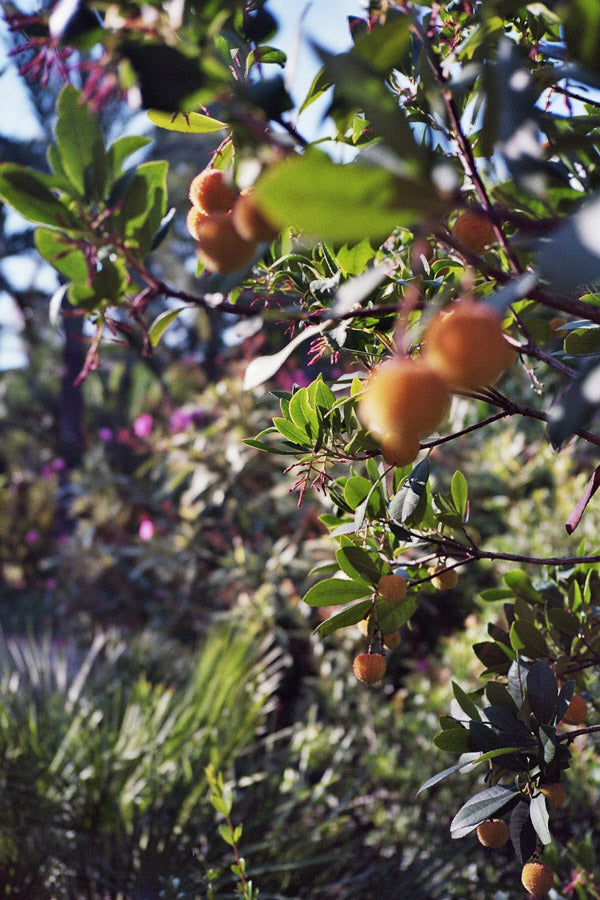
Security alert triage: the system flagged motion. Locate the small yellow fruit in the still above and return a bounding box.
[383,631,401,649]
[352,653,386,684]
[521,862,554,896]
[189,168,237,214]
[356,617,371,636]
[424,300,516,390]
[381,432,421,468]
[378,574,408,603]
[561,694,587,726]
[451,209,496,255]
[476,818,509,848]
[539,783,566,809]
[427,565,459,591]
[195,213,257,274]
[232,188,280,243]
[359,358,449,439]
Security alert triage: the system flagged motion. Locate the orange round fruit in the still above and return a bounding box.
[451,210,496,254]
[427,565,459,590]
[378,574,408,603]
[383,631,401,649]
[381,432,421,468]
[359,358,449,438]
[539,783,566,809]
[352,653,386,684]
[195,213,257,275]
[561,694,587,726]
[232,188,280,243]
[424,300,516,390]
[186,206,209,240]
[476,818,509,848]
[189,168,237,214]
[521,862,554,896]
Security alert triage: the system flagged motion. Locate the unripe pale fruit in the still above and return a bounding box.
[359,358,449,439]
[427,565,459,590]
[521,862,554,896]
[378,574,408,603]
[476,818,509,848]
[353,653,386,684]
[186,206,209,240]
[195,214,257,274]
[381,432,421,468]
[540,783,566,809]
[424,300,516,390]
[383,631,401,649]
[189,168,237,214]
[357,617,371,636]
[452,210,496,254]
[232,188,280,243]
[561,694,587,726]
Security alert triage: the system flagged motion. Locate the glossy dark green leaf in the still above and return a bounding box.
[315,599,372,637]
[303,578,371,607]
[433,727,473,754]
[34,228,89,281]
[377,595,417,633]
[452,682,480,722]
[555,680,575,724]
[111,160,168,255]
[510,800,538,865]
[336,546,380,585]
[504,569,541,602]
[0,164,77,229]
[486,681,519,714]
[526,660,557,724]
[55,85,106,199]
[120,42,206,111]
[450,786,521,838]
[389,458,429,525]
[106,136,151,180]
[547,359,600,450]
[511,620,550,660]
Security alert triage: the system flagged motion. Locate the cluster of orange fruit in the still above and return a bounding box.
[359,299,516,467]
[352,566,458,684]
[186,168,280,274]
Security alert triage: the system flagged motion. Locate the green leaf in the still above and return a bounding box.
[529,793,551,845]
[149,307,189,347]
[389,458,429,524]
[273,417,310,446]
[336,546,380,585]
[106,135,151,180]
[563,0,600,76]
[563,325,600,356]
[485,682,518,715]
[479,587,514,603]
[510,621,550,660]
[547,359,600,450]
[111,160,168,255]
[504,569,541,603]
[289,387,318,437]
[510,801,538,866]
[526,661,557,724]
[451,471,468,519]
[418,747,528,795]
[298,66,332,115]
[315,599,372,637]
[377,595,417,632]
[147,110,228,133]
[0,164,77,229]
[243,324,322,391]
[219,823,235,846]
[303,578,371,607]
[34,228,89,281]
[450,786,521,838]
[255,151,444,243]
[433,727,473,753]
[452,682,481,722]
[55,85,106,199]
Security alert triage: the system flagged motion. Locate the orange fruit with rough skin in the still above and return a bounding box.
[383,631,401,649]
[427,565,459,590]
[353,653,386,683]
[424,301,516,390]
[378,574,408,603]
[195,214,257,275]
[451,210,496,254]
[359,358,449,439]
[561,694,587,726]
[186,206,209,240]
[232,188,280,243]
[476,818,509,848]
[189,168,237,214]
[521,862,554,896]
[540,783,566,809]
[381,432,421,468]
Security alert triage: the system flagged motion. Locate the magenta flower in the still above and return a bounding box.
[133,414,154,437]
